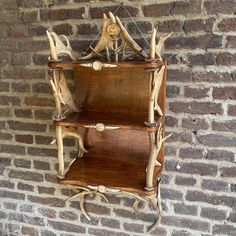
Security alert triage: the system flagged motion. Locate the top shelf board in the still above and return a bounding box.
[48,60,165,70]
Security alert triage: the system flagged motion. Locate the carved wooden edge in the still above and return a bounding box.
[66,179,162,232]
[56,126,87,179]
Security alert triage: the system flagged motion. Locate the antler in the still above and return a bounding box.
[149,28,172,61]
[46,31,76,61]
[78,13,115,61]
[115,15,147,60]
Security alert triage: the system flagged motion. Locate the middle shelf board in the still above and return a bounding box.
[55,110,163,132]
[59,145,162,196]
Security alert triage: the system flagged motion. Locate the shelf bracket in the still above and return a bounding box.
[145,123,172,191]
[56,126,87,179]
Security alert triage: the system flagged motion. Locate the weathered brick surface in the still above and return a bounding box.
[0,0,236,235]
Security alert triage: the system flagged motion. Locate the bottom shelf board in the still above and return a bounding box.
[59,148,162,196]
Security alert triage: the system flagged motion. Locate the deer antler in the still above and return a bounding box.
[46,30,76,61]
[149,28,172,61]
[115,15,147,60]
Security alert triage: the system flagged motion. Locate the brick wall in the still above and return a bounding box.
[0,0,236,235]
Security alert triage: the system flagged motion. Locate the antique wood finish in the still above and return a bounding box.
[46,11,171,230]
[55,110,164,132]
[59,128,163,196]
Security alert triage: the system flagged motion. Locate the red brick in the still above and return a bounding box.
[21,226,39,236]
[197,133,236,147]
[14,158,31,168]
[59,211,78,220]
[0,189,25,200]
[34,160,50,170]
[186,190,236,208]
[38,207,57,219]
[204,0,236,14]
[161,188,183,200]
[166,35,222,50]
[182,117,209,130]
[184,86,210,99]
[53,23,73,35]
[179,147,205,160]
[169,101,223,115]
[161,215,210,232]
[229,211,236,223]
[175,176,197,186]
[90,6,139,19]
[22,10,38,23]
[32,82,51,94]
[3,202,17,210]
[157,20,183,33]
[38,186,55,195]
[213,224,236,235]
[202,179,228,192]
[123,222,144,233]
[27,147,57,157]
[29,25,47,36]
[228,104,236,116]
[174,203,198,216]
[226,36,236,48]
[171,1,201,15]
[201,207,227,221]
[15,134,33,144]
[88,228,129,236]
[34,110,53,120]
[220,167,236,177]
[166,160,217,176]
[10,169,43,182]
[219,18,236,32]
[213,86,236,100]
[42,8,85,21]
[212,119,236,132]
[25,96,54,107]
[48,220,85,233]
[142,3,172,17]
[166,85,180,98]
[101,218,120,229]
[28,195,65,207]
[0,144,25,155]
[216,53,236,65]
[33,54,48,66]
[206,149,235,162]
[17,182,34,192]
[9,213,44,226]
[70,201,111,216]
[14,109,33,118]
[0,95,20,105]
[0,180,14,189]
[183,18,215,33]
[8,120,47,132]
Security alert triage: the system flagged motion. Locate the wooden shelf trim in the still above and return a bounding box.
[59,148,162,196]
[54,111,164,132]
[48,60,164,70]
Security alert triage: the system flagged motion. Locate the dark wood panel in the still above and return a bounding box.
[74,66,151,114]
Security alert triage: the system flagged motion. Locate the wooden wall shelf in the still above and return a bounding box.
[46,11,171,231]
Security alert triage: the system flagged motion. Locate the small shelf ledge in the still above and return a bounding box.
[59,145,162,196]
[54,111,163,132]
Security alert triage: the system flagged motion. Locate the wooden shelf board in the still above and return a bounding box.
[59,146,162,196]
[55,111,163,132]
[48,60,164,70]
